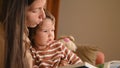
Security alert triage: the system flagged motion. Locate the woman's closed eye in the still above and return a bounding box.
[32,8,44,13]
[32,9,40,13]
[43,30,48,32]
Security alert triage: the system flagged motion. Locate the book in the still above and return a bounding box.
[103,60,120,68]
[59,62,97,68]
[97,60,120,68]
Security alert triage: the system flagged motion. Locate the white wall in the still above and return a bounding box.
[57,0,120,61]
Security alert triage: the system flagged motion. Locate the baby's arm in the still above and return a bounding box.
[62,44,83,65]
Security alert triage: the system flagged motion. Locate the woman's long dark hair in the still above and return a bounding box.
[0,0,34,68]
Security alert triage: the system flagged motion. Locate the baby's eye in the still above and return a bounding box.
[51,29,55,32]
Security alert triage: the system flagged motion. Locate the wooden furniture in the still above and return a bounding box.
[46,0,60,39]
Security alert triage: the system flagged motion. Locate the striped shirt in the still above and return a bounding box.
[30,41,82,68]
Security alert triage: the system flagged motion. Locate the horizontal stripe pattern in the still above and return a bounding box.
[30,41,82,68]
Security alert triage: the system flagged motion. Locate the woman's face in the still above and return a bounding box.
[25,0,46,28]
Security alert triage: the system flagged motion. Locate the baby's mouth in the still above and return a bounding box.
[47,39,54,45]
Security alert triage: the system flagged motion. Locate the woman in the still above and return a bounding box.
[0,0,46,68]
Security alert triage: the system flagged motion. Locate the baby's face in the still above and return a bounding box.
[34,18,55,46]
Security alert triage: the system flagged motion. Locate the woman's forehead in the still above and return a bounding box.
[29,0,46,9]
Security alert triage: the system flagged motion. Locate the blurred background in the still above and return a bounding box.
[57,0,120,62]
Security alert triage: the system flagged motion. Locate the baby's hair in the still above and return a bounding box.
[44,9,55,23]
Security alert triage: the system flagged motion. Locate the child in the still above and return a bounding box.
[28,10,83,68]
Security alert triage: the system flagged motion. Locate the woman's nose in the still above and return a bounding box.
[41,9,46,19]
[39,8,46,20]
